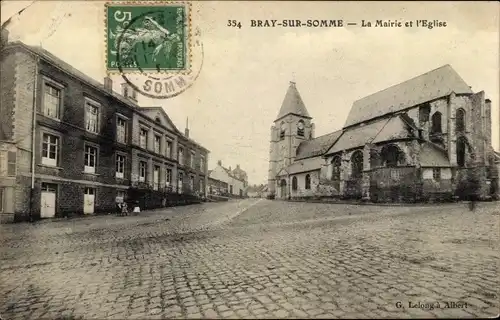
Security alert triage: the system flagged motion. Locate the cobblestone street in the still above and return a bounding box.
[1,199,499,319]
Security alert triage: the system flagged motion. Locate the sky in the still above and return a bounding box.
[2,1,499,185]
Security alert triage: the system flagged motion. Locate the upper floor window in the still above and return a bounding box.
[43,83,61,119]
[116,117,127,143]
[85,100,100,133]
[178,147,184,164]
[42,133,59,167]
[431,112,442,134]
[154,135,161,154]
[190,151,195,168]
[279,122,286,140]
[456,108,466,133]
[200,156,205,171]
[166,140,172,158]
[139,128,148,149]
[297,120,305,137]
[84,145,97,174]
[116,154,125,179]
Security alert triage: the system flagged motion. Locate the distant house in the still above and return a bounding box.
[207,173,229,196]
[247,184,267,198]
[209,160,246,197]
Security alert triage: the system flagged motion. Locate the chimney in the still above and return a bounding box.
[310,123,315,139]
[229,166,232,171]
[1,28,8,49]
[121,83,137,102]
[185,117,189,138]
[236,164,240,169]
[217,160,222,166]
[104,76,113,92]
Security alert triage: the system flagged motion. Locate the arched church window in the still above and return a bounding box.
[431,112,442,134]
[280,122,286,140]
[305,174,311,189]
[456,108,466,133]
[292,176,298,190]
[297,120,305,137]
[331,156,341,180]
[351,151,363,179]
[381,145,405,167]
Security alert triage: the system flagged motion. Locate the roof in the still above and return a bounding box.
[344,64,474,127]
[217,165,245,183]
[295,130,342,160]
[277,157,323,176]
[275,81,311,121]
[420,142,451,167]
[5,41,209,151]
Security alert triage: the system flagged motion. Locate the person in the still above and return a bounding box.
[132,201,141,215]
[115,196,122,215]
[121,201,128,216]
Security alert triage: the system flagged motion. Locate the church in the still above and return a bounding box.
[268,65,500,202]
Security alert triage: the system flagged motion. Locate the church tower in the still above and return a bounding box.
[268,81,314,197]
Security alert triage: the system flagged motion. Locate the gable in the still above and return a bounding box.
[139,107,179,133]
[344,64,474,128]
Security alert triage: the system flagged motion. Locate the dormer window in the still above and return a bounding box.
[297,120,305,137]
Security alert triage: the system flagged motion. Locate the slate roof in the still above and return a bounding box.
[344,64,474,128]
[220,165,245,183]
[420,142,451,167]
[277,157,324,176]
[275,82,311,121]
[295,130,343,160]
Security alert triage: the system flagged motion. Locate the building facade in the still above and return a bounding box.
[209,160,246,197]
[0,38,209,221]
[268,65,499,202]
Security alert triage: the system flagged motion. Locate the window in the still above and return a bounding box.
[139,161,147,182]
[331,156,341,180]
[0,188,3,213]
[116,154,125,179]
[305,174,311,190]
[432,168,441,181]
[166,168,172,187]
[178,172,183,193]
[292,176,298,190]
[42,133,59,166]
[457,137,467,168]
[390,170,400,181]
[116,118,127,143]
[229,185,233,194]
[178,147,184,165]
[116,190,126,203]
[297,120,305,137]
[190,176,194,191]
[155,117,161,124]
[190,151,195,169]
[279,122,285,140]
[381,145,405,167]
[351,151,364,179]
[43,83,61,119]
[153,165,160,190]
[85,100,100,133]
[431,112,442,134]
[419,104,431,123]
[199,180,204,194]
[166,140,172,158]
[7,151,16,176]
[139,128,148,149]
[200,156,205,171]
[84,145,97,174]
[154,135,161,154]
[456,108,466,133]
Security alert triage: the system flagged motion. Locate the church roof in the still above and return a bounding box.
[295,130,343,160]
[420,142,451,167]
[275,81,311,121]
[278,157,324,176]
[344,64,474,128]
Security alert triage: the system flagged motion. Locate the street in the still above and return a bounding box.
[0,199,499,319]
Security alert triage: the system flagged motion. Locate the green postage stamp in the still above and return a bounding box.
[105,2,191,73]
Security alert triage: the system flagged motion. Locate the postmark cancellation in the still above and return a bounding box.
[105,1,192,74]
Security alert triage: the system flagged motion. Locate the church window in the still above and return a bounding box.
[297,120,305,137]
[292,176,298,190]
[351,151,364,179]
[305,174,311,189]
[381,145,405,167]
[431,112,442,134]
[432,168,441,181]
[456,136,467,167]
[418,104,431,123]
[279,122,286,140]
[456,108,466,133]
[331,156,341,180]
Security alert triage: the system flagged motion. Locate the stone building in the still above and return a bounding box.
[0,38,209,221]
[207,174,229,196]
[209,160,246,197]
[268,65,499,202]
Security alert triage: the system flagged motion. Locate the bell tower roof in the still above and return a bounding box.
[275,81,312,122]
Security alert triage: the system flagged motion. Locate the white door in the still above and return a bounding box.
[40,183,57,218]
[84,187,95,215]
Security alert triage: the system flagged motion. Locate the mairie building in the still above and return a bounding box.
[268,65,500,202]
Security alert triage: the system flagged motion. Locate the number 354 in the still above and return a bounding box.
[227,20,242,28]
